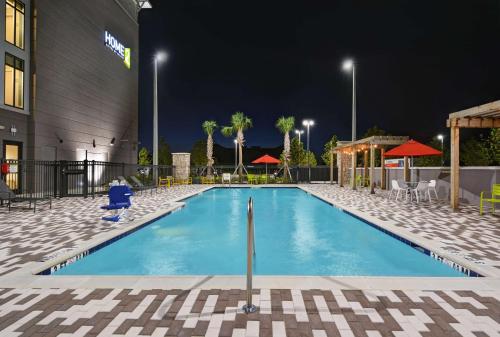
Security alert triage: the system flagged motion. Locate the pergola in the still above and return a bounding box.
[332,136,408,193]
[447,100,500,210]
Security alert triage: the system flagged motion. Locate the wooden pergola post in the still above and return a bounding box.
[363,150,369,187]
[380,147,386,189]
[329,149,334,185]
[351,148,357,190]
[338,151,343,187]
[450,122,460,210]
[370,144,375,194]
[403,156,409,182]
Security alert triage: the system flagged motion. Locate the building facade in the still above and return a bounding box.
[0,0,139,164]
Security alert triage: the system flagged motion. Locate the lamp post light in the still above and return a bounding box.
[233,139,238,171]
[342,59,356,142]
[302,120,314,182]
[153,52,167,168]
[342,58,357,189]
[437,134,444,166]
[294,129,304,144]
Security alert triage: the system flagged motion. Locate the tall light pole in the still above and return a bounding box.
[342,59,356,141]
[343,58,357,189]
[437,134,444,166]
[302,120,314,182]
[294,129,304,144]
[153,51,167,169]
[233,139,238,171]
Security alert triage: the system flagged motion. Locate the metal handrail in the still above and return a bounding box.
[242,197,257,314]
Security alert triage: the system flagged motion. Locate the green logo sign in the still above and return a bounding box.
[124,48,131,69]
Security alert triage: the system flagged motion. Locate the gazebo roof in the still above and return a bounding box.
[333,135,409,152]
[447,100,500,128]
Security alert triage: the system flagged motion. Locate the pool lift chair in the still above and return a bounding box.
[101,185,134,222]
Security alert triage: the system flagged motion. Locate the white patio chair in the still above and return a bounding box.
[410,181,430,203]
[222,173,231,185]
[389,180,408,201]
[428,179,438,200]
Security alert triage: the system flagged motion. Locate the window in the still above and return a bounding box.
[5,0,24,49]
[4,53,24,108]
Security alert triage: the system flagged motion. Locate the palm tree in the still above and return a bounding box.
[202,120,218,176]
[276,116,295,181]
[221,111,252,179]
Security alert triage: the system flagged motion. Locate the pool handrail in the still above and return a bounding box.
[242,197,257,314]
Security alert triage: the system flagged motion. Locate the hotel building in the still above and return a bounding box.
[0,0,140,164]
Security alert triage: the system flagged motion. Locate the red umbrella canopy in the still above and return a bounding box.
[251,154,281,164]
[384,139,442,157]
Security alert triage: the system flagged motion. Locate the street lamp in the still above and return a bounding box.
[437,134,444,166]
[294,129,304,143]
[233,139,238,171]
[302,120,314,182]
[342,59,356,142]
[153,51,167,169]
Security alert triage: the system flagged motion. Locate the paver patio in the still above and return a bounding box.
[0,184,498,336]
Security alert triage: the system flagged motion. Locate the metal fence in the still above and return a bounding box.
[191,165,336,183]
[0,160,174,199]
[0,160,337,200]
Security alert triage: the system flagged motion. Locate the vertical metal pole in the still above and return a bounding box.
[352,64,356,142]
[242,197,257,314]
[153,59,158,185]
[307,124,310,183]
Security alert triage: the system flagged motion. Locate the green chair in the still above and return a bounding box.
[259,174,268,184]
[247,174,259,185]
[480,184,500,215]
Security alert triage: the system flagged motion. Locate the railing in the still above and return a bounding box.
[0,159,174,199]
[0,159,340,201]
[242,197,257,314]
[191,165,337,183]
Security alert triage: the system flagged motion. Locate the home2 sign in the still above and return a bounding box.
[104,31,131,69]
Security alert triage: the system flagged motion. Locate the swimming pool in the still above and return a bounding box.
[52,187,466,276]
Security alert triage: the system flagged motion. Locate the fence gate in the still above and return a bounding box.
[59,161,88,197]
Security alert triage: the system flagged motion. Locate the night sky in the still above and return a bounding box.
[138,0,499,154]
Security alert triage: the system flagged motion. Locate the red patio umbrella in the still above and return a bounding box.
[384,139,442,182]
[384,139,442,157]
[251,154,280,182]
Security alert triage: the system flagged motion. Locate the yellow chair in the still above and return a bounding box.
[480,184,500,215]
[158,177,171,188]
[201,176,215,184]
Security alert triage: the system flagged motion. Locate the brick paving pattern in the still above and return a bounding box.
[0,288,499,337]
[0,184,499,336]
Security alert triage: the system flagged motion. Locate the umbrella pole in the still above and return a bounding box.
[266,164,268,184]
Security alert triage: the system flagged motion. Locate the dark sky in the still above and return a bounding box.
[138,0,500,153]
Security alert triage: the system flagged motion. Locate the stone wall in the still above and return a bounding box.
[172,153,190,180]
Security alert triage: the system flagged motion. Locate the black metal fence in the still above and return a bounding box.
[0,160,174,199]
[0,160,337,200]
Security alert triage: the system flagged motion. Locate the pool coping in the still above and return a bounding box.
[1,184,498,291]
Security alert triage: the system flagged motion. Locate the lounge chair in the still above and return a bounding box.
[0,179,52,213]
[101,185,134,222]
[480,184,500,215]
[129,175,156,194]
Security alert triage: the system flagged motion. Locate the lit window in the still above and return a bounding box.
[5,0,24,49]
[4,53,24,108]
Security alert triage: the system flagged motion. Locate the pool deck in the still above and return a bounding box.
[0,184,499,336]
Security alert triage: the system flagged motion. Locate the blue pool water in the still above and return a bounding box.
[54,188,464,276]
